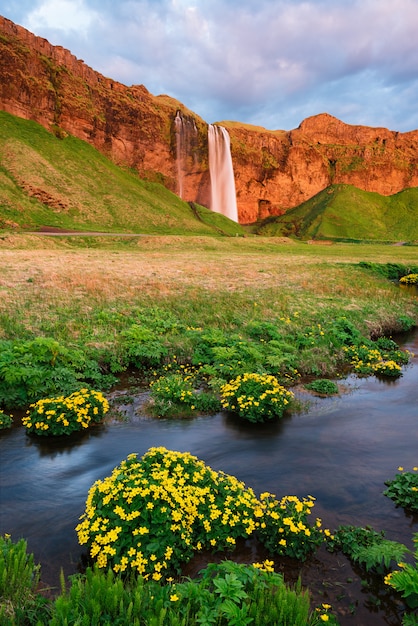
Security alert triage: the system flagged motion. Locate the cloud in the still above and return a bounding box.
[3,0,418,131]
[26,0,101,36]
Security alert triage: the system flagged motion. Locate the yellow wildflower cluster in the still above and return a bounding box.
[22,388,109,436]
[343,344,404,378]
[252,559,275,573]
[76,447,261,579]
[258,493,326,560]
[399,273,418,284]
[220,372,294,423]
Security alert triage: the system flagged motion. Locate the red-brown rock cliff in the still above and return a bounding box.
[1,16,418,224]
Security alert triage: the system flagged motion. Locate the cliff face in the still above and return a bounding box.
[1,15,418,224]
[0,16,211,207]
[227,116,418,223]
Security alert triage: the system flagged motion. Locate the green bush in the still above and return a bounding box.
[327,525,408,572]
[304,379,339,395]
[149,371,221,418]
[220,372,294,422]
[384,467,418,513]
[0,410,13,429]
[76,447,261,578]
[258,493,325,561]
[22,388,109,436]
[385,533,418,611]
[50,559,327,626]
[0,534,50,625]
[0,337,112,408]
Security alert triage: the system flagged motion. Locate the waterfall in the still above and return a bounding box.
[208,124,238,222]
[174,110,198,199]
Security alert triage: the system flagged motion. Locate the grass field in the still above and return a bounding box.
[1,235,417,354]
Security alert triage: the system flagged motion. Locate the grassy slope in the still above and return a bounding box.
[254,183,418,242]
[0,110,244,236]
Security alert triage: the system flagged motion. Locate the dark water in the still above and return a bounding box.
[1,331,417,625]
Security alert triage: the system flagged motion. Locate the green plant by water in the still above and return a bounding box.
[384,467,418,513]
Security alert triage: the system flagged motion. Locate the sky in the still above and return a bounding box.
[2,0,418,132]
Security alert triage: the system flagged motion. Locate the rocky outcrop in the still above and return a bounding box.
[0,16,211,207]
[1,15,418,224]
[226,116,418,223]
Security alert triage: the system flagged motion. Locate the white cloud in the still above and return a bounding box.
[3,0,418,130]
[26,0,100,36]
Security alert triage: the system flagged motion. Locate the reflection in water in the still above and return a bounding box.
[0,332,417,626]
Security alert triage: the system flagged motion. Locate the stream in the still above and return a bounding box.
[0,330,417,625]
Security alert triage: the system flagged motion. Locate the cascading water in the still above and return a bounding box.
[208,124,238,222]
[174,111,198,199]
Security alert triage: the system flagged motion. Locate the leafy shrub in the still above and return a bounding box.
[0,534,50,625]
[357,261,418,280]
[384,467,418,513]
[76,447,260,578]
[0,410,13,429]
[22,388,109,436]
[119,324,168,368]
[149,371,221,417]
[183,560,312,626]
[304,379,339,395]
[257,493,325,561]
[0,337,112,408]
[327,525,407,572]
[384,532,418,611]
[50,559,324,626]
[220,373,294,423]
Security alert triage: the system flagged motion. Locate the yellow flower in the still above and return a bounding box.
[320,615,329,622]
[398,467,404,471]
[170,594,180,602]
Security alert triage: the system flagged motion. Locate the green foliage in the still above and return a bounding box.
[257,494,325,561]
[384,467,418,513]
[0,410,13,429]
[0,337,112,409]
[149,372,220,418]
[22,388,109,436]
[119,324,168,369]
[76,447,261,578]
[385,533,418,611]
[328,525,408,573]
[358,261,418,280]
[188,560,312,626]
[49,559,323,626]
[0,534,50,625]
[304,379,339,395]
[220,372,294,423]
[254,184,418,242]
[342,338,410,377]
[189,326,299,383]
[50,566,146,626]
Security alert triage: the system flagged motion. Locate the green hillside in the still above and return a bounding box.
[0,110,243,236]
[254,184,418,242]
